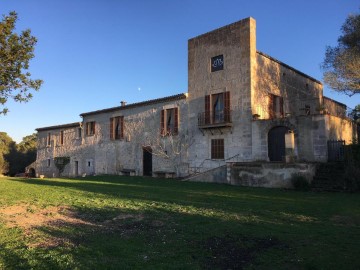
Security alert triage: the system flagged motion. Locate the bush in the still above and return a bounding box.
[344,143,360,192]
[291,175,310,191]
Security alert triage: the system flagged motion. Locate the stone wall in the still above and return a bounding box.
[324,114,357,144]
[229,162,316,188]
[187,18,256,169]
[36,123,81,177]
[36,96,190,178]
[254,52,323,119]
[35,17,358,180]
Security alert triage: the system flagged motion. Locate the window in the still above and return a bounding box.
[211,139,224,159]
[86,121,96,136]
[161,108,178,136]
[60,130,64,145]
[77,128,82,139]
[110,116,124,140]
[47,159,51,167]
[47,133,51,146]
[211,55,224,72]
[268,94,284,118]
[204,92,230,124]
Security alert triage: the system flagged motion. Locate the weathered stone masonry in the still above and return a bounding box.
[34,17,357,187]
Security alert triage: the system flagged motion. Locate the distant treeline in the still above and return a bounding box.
[0,132,36,176]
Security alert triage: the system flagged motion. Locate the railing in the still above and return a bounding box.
[198,110,232,127]
[328,140,345,162]
[189,153,240,175]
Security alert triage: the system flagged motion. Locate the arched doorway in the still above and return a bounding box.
[268,126,290,162]
[28,168,36,178]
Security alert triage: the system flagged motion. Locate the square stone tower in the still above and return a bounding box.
[187,18,257,168]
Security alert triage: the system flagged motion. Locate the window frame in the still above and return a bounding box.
[211,55,224,72]
[268,94,284,119]
[85,121,96,136]
[204,91,230,124]
[77,127,82,139]
[161,107,179,136]
[46,132,51,146]
[211,139,224,159]
[60,130,64,145]
[110,116,124,140]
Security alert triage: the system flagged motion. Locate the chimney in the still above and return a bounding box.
[120,101,127,106]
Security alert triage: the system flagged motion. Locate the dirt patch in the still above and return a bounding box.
[0,203,146,248]
[0,204,93,230]
[200,235,287,269]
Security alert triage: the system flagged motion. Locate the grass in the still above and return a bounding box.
[0,175,359,269]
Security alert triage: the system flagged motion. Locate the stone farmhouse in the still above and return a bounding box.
[34,18,357,187]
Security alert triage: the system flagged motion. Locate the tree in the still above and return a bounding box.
[124,116,193,177]
[0,132,37,176]
[321,11,360,96]
[0,132,14,174]
[0,11,43,115]
[349,104,360,121]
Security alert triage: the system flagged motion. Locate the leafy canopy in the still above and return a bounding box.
[0,11,43,115]
[321,11,360,96]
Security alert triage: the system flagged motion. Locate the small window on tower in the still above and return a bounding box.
[211,55,224,72]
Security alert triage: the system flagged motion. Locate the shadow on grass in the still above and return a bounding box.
[23,204,290,269]
[1,178,317,226]
[0,243,31,270]
[3,177,360,269]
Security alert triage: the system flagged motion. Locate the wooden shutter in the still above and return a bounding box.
[60,131,64,145]
[224,91,230,122]
[211,139,224,159]
[268,94,274,119]
[110,118,114,140]
[205,95,210,124]
[92,122,96,135]
[86,123,90,136]
[174,108,179,135]
[279,97,284,117]
[160,109,165,136]
[120,116,124,139]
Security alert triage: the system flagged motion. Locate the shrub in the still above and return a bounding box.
[291,175,310,191]
[344,143,360,192]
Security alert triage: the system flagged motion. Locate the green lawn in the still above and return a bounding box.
[0,176,359,269]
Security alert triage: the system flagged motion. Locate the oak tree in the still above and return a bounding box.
[0,11,43,115]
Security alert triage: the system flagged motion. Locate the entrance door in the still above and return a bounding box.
[28,168,36,178]
[268,126,290,162]
[74,161,79,177]
[143,147,152,176]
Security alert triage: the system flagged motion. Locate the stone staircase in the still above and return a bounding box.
[311,162,346,191]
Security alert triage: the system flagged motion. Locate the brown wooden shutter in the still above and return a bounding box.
[280,97,284,117]
[120,116,124,139]
[110,118,114,140]
[224,91,230,122]
[205,95,210,124]
[174,108,179,135]
[91,122,95,135]
[268,94,274,119]
[160,109,165,136]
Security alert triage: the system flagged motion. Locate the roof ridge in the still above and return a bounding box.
[256,51,322,85]
[80,93,187,117]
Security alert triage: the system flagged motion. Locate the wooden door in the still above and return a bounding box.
[143,147,152,176]
[268,126,289,162]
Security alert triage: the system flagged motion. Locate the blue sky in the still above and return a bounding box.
[0,0,359,142]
